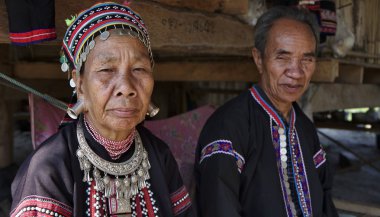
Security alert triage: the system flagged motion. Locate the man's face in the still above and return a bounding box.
[253,18,316,108]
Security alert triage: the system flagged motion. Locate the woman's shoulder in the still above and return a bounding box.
[23,122,76,173]
[11,123,75,208]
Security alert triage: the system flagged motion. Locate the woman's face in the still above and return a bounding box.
[74,34,154,140]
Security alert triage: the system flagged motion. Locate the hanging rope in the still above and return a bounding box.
[0,72,67,111]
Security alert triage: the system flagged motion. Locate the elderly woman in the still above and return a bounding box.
[10,2,192,217]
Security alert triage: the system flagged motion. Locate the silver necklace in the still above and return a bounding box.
[76,119,151,213]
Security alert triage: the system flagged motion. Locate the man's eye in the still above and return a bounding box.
[276,55,289,60]
[133,68,146,72]
[302,57,315,62]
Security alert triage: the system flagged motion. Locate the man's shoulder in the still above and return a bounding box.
[293,103,317,132]
[199,90,254,142]
[210,90,253,120]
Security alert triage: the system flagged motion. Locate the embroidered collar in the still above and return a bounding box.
[249,85,296,130]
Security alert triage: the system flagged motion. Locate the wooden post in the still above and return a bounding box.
[0,85,13,168]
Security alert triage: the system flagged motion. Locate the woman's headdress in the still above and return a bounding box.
[60,2,154,80]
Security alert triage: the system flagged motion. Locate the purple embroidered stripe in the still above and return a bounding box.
[291,132,313,216]
[313,148,326,168]
[199,140,245,173]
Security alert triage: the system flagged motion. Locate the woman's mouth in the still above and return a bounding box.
[108,108,139,118]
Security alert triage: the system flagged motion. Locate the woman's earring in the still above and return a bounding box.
[147,102,159,117]
[67,99,84,119]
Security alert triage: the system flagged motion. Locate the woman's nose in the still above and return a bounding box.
[116,74,137,97]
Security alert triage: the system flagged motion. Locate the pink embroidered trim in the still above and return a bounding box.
[10,195,72,217]
[170,186,192,216]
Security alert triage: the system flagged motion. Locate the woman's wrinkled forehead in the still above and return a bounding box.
[60,2,154,75]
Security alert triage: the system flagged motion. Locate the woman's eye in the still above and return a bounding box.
[276,55,289,60]
[99,68,112,72]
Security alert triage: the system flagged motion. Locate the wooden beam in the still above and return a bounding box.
[0,86,13,168]
[12,60,340,82]
[308,83,380,112]
[334,199,380,216]
[131,1,254,56]
[335,64,364,84]
[0,1,9,44]
[154,61,259,81]
[14,62,66,80]
[151,0,249,15]
[0,0,254,57]
[312,59,339,83]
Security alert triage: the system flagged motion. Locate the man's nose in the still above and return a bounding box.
[286,59,304,79]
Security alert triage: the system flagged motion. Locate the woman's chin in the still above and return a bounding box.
[106,117,142,131]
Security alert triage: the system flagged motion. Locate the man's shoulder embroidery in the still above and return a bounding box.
[200,139,245,173]
[313,147,327,168]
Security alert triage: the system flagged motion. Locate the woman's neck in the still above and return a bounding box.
[84,113,132,141]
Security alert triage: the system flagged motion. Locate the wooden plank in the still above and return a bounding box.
[353,0,366,50]
[0,86,13,168]
[0,0,254,57]
[335,64,364,84]
[2,79,71,101]
[0,1,8,44]
[14,62,66,80]
[315,121,380,133]
[151,0,249,15]
[154,61,259,81]
[308,83,380,112]
[131,1,254,56]
[334,199,380,216]
[363,67,380,84]
[312,59,339,82]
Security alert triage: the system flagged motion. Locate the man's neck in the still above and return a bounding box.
[258,84,292,123]
[271,99,292,123]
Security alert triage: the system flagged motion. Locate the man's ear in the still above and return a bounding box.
[252,48,263,74]
[71,69,84,98]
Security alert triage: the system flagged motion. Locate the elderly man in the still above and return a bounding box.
[195,6,338,217]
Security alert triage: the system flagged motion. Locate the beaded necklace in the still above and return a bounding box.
[84,115,136,160]
[76,117,157,216]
